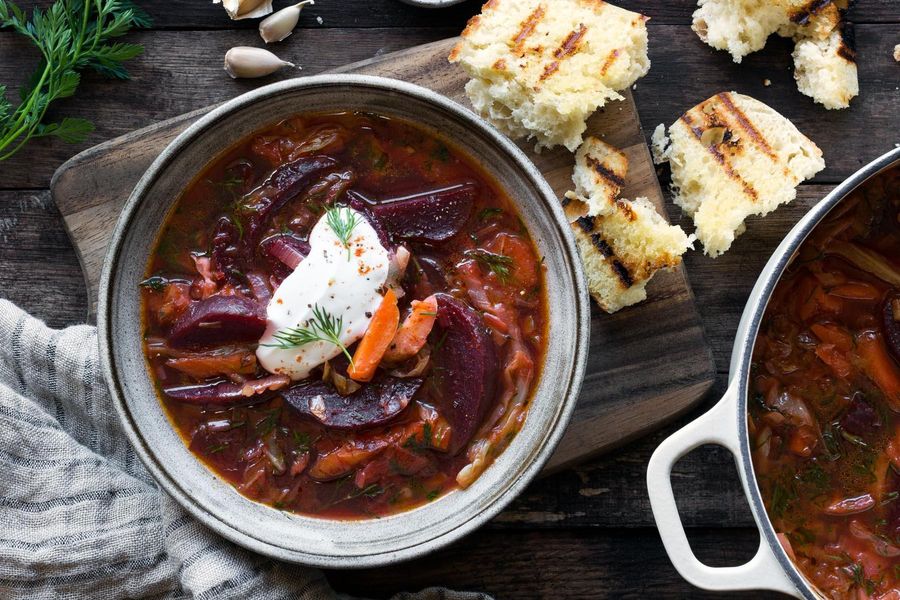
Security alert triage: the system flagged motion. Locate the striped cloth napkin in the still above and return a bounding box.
[0,299,490,600]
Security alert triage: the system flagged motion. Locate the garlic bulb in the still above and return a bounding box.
[224,47,295,78]
[213,0,273,21]
[259,0,315,44]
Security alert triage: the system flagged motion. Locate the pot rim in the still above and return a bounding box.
[732,147,900,598]
[96,74,589,567]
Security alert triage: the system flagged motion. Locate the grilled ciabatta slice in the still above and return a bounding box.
[449,0,650,152]
[564,137,693,313]
[563,136,629,220]
[691,0,857,109]
[654,92,825,257]
[792,26,858,110]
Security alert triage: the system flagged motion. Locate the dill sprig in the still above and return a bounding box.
[466,249,513,283]
[263,304,353,364]
[325,206,361,261]
[0,0,150,161]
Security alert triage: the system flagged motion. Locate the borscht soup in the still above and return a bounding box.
[749,166,899,597]
[140,112,548,519]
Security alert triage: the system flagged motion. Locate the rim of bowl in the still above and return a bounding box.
[733,147,900,598]
[97,74,590,567]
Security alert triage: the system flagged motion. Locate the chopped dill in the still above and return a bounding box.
[325,206,361,260]
[466,248,514,283]
[262,304,354,365]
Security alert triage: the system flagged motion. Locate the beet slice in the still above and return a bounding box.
[282,377,422,430]
[367,183,476,243]
[240,155,337,244]
[430,294,498,454]
[346,190,392,250]
[840,395,882,436]
[883,290,900,365]
[168,295,266,348]
[164,381,248,404]
[164,374,288,405]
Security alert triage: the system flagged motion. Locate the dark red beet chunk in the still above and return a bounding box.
[368,183,475,243]
[883,290,900,365]
[840,395,881,436]
[282,377,422,430]
[164,381,248,404]
[431,294,498,454]
[168,295,265,348]
[240,155,337,244]
[346,190,392,250]
[165,375,288,404]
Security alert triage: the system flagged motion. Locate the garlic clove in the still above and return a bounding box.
[214,0,273,20]
[259,0,314,44]
[224,47,295,79]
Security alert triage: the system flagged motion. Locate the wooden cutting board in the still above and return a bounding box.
[50,38,715,472]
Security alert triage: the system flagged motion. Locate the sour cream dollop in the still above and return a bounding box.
[256,208,390,380]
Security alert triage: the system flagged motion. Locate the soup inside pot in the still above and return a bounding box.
[749,166,899,598]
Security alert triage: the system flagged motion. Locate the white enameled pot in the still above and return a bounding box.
[647,147,900,598]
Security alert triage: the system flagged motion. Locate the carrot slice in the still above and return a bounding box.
[348,289,400,382]
[815,344,853,378]
[810,322,853,352]
[856,331,900,411]
[383,295,438,362]
[828,282,881,301]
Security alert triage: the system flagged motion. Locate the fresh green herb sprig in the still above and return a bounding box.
[325,206,361,261]
[466,248,513,283]
[263,304,354,365]
[0,0,150,161]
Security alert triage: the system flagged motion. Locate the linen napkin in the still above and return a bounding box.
[0,299,490,600]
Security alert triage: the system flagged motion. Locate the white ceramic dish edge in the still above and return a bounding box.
[97,74,590,568]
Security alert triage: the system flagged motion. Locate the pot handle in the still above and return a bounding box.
[646,383,799,596]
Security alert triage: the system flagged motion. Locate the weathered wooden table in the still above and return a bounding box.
[0,1,897,597]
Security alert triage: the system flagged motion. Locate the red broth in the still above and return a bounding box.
[141,112,547,518]
[749,166,900,598]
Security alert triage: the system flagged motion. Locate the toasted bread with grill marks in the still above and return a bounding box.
[564,137,629,220]
[691,0,857,109]
[449,0,650,151]
[692,0,844,63]
[571,200,694,312]
[792,25,858,109]
[564,136,693,313]
[655,92,825,257]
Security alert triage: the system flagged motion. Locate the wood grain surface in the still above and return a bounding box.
[1,0,898,597]
[50,36,716,474]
